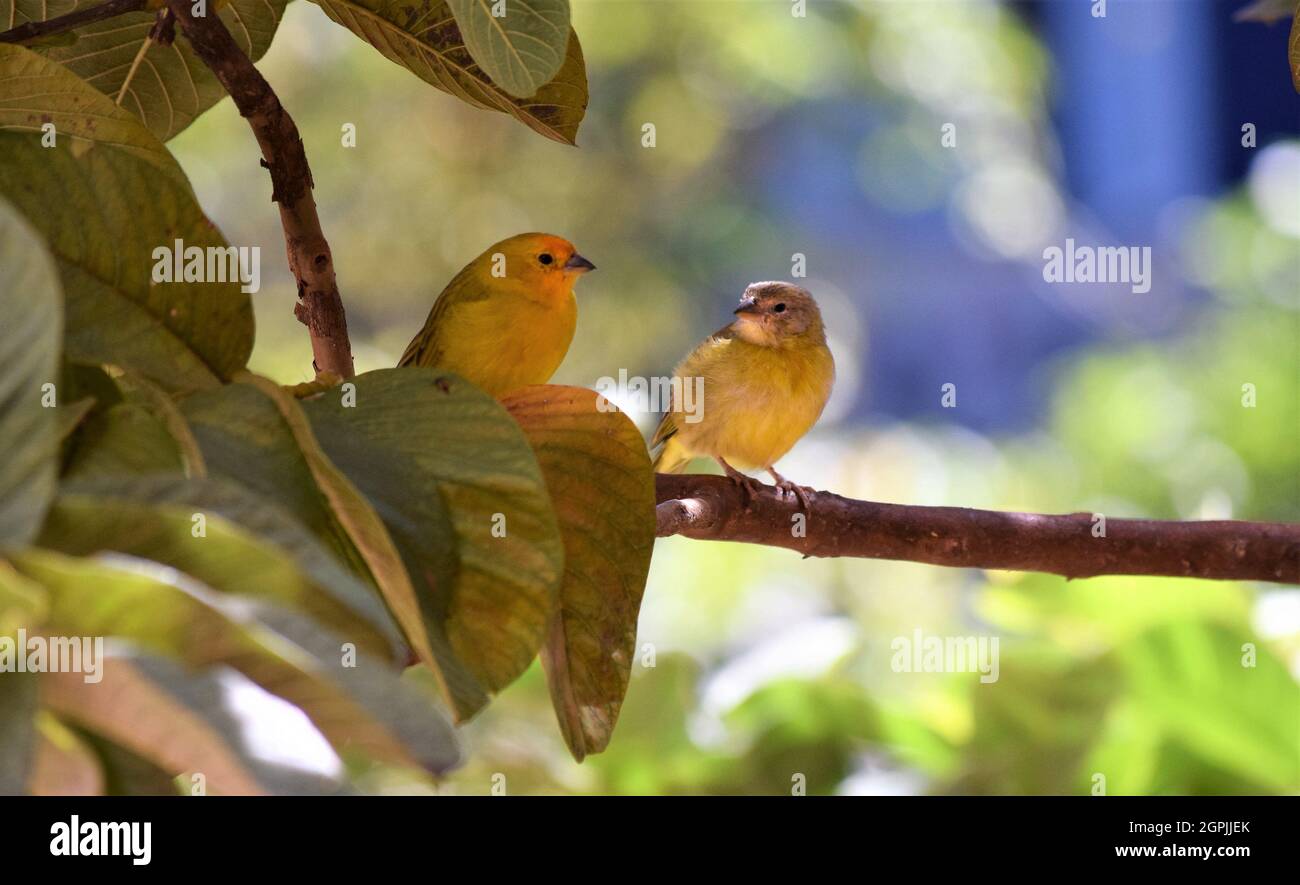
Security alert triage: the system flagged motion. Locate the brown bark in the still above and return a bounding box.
[166,1,354,379]
[656,474,1300,583]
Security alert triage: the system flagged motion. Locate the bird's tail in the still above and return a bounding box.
[651,437,693,474]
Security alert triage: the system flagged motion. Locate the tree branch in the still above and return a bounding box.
[165,0,355,379]
[0,0,145,44]
[656,475,1300,583]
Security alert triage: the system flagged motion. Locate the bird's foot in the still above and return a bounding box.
[767,468,815,511]
[718,458,764,506]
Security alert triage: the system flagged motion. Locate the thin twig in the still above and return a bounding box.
[165,0,355,378]
[0,0,145,44]
[655,474,1300,583]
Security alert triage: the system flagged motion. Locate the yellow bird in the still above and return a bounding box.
[398,233,595,397]
[652,281,835,507]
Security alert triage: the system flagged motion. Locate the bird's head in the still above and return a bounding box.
[730,281,825,347]
[481,232,595,302]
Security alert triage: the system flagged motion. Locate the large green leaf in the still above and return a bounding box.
[446,0,569,98]
[302,369,564,720]
[39,476,404,661]
[62,403,186,481]
[0,195,61,548]
[13,548,462,779]
[0,44,254,393]
[2,0,289,142]
[502,385,655,760]
[310,0,587,144]
[59,368,204,478]
[114,370,209,476]
[181,375,440,673]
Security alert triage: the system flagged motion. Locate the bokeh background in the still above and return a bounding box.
[170,0,1299,794]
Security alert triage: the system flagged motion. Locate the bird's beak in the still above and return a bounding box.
[565,253,596,273]
[733,295,760,315]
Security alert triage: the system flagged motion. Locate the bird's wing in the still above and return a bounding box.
[650,400,677,448]
[650,323,735,448]
[397,265,488,368]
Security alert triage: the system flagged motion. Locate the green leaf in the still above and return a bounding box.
[303,369,564,720]
[0,559,47,635]
[62,403,186,481]
[14,548,462,779]
[3,0,289,142]
[502,385,656,760]
[0,195,61,548]
[0,44,254,393]
[180,375,440,674]
[0,41,182,179]
[38,476,404,661]
[0,670,39,795]
[114,370,209,477]
[56,367,206,480]
[53,398,95,445]
[446,0,569,98]
[310,0,588,144]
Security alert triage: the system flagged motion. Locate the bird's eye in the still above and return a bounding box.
[538,253,554,265]
[773,303,787,313]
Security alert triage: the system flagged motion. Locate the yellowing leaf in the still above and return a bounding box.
[310,0,588,144]
[0,39,180,177]
[2,0,288,142]
[502,385,656,760]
